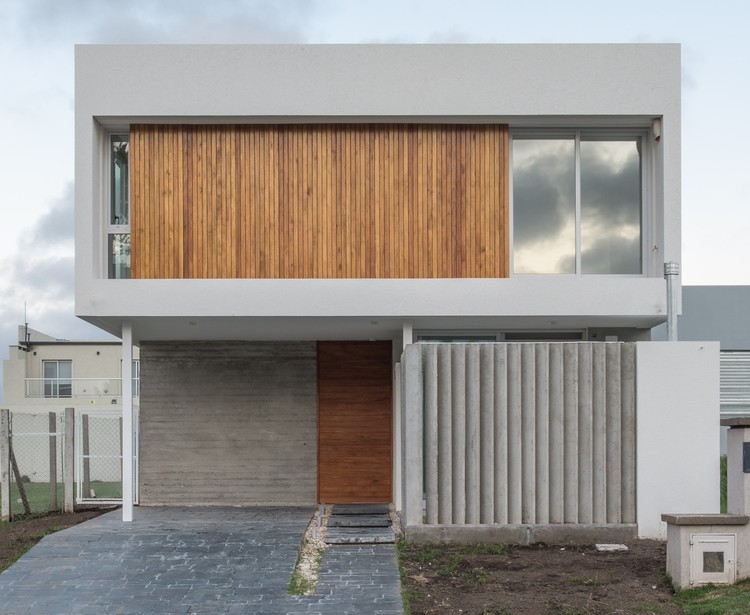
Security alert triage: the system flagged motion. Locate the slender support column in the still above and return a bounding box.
[122,321,134,522]
[402,320,413,351]
[1,409,10,521]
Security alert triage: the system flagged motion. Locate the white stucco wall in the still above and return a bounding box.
[636,341,720,539]
[75,44,681,338]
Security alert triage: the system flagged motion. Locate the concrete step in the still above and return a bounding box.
[330,503,390,516]
[328,515,391,528]
[324,503,395,544]
[325,527,396,544]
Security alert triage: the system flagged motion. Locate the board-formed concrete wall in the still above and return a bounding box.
[139,341,317,505]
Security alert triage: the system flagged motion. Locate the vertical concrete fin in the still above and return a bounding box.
[563,343,579,523]
[620,343,637,523]
[403,344,424,527]
[424,344,439,524]
[606,343,622,523]
[479,344,495,524]
[465,345,481,524]
[521,343,536,524]
[451,344,466,524]
[548,344,564,524]
[535,344,550,524]
[494,344,508,524]
[578,343,594,524]
[437,345,453,524]
[507,344,522,524]
[592,343,607,524]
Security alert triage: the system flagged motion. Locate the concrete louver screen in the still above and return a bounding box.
[402,342,636,527]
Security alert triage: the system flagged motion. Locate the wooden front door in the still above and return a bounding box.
[317,341,393,503]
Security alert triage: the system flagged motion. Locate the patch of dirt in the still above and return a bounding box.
[0,508,115,572]
[401,540,680,615]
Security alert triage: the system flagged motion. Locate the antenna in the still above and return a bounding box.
[22,302,30,350]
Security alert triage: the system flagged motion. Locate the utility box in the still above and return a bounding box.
[690,533,736,586]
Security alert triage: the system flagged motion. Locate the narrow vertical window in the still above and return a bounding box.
[108,134,130,278]
[132,359,140,397]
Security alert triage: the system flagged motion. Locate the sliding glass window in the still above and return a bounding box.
[512,132,643,275]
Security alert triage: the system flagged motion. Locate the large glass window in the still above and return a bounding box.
[108,134,130,279]
[43,360,72,398]
[512,132,643,275]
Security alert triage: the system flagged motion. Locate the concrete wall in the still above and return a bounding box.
[636,341,720,539]
[401,341,719,541]
[139,341,317,506]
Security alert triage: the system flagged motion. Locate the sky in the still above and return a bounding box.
[0,0,749,395]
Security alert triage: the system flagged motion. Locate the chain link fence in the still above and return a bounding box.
[77,412,123,503]
[6,411,65,518]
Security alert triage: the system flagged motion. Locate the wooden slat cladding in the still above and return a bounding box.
[318,341,393,503]
[130,124,509,279]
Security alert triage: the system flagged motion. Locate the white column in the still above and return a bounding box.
[402,320,413,351]
[121,321,134,522]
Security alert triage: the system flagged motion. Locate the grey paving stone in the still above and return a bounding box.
[0,506,403,615]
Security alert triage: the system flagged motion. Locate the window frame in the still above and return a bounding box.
[42,359,73,399]
[105,131,131,279]
[509,128,651,277]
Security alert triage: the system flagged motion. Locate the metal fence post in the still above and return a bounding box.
[1,409,9,521]
[64,407,75,513]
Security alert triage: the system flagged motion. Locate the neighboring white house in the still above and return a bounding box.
[74,43,718,539]
[2,325,139,488]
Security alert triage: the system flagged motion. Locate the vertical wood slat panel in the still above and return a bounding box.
[130,124,508,280]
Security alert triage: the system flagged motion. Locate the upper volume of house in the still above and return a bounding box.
[74,44,681,341]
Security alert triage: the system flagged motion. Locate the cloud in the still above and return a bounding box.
[0,183,113,400]
[14,0,315,44]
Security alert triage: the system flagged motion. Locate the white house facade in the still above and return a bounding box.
[74,44,718,539]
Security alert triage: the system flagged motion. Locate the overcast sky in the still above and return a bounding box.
[0,0,749,394]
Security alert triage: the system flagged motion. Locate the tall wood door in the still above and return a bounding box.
[318,341,393,503]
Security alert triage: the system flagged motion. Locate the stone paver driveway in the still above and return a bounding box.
[0,507,403,615]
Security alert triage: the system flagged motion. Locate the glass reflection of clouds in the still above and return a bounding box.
[580,140,641,274]
[513,136,642,275]
[512,139,575,274]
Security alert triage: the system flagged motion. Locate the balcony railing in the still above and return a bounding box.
[25,378,140,399]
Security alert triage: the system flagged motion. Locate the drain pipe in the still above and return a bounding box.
[664,261,680,341]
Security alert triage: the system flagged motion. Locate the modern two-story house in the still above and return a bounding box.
[75,44,718,540]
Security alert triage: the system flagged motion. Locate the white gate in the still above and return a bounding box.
[76,409,138,505]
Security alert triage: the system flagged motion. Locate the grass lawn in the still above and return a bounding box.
[1,481,121,518]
